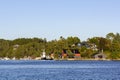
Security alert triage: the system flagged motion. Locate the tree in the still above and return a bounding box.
[106,33,115,41]
[66,36,80,47]
[67,49,74,58]
[98,37,111,51]
[0,39,10,57]
[88,37,99,46]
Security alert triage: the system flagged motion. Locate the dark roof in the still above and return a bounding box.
[62,49,80,54]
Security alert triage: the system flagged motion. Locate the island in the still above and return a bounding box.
[0,32,120,61]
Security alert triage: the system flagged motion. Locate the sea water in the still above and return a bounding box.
[0,60,120,80]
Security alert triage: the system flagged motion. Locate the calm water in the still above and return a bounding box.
[0,60,120,80]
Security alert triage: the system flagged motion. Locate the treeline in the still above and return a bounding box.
[0,32,120,59]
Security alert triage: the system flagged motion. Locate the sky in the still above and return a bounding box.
[0,0,120,41]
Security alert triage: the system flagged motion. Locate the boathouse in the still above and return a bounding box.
[94,52,106,60]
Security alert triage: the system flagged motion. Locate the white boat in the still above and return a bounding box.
[41,50,53,60]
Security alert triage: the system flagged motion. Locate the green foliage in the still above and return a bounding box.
[67,49,74,58]
[109,51,120,60]
[88,37,111,51]
[12,38,45,45]
[98,37,111,51]
[67,36,80,47]
[88,37,99,46]
[0,33,120,60]
[81,49,93,58]
[106,33,115,41]
[0,39,10,57]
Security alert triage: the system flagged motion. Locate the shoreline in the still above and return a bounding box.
[1,57,120,61]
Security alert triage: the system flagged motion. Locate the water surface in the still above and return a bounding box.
[0,60,120,80]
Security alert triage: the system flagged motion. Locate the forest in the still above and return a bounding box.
[0,32,120,60]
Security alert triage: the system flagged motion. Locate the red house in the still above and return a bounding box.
[62,49,81,59]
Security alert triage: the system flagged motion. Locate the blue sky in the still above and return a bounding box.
[0,0,120,41]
